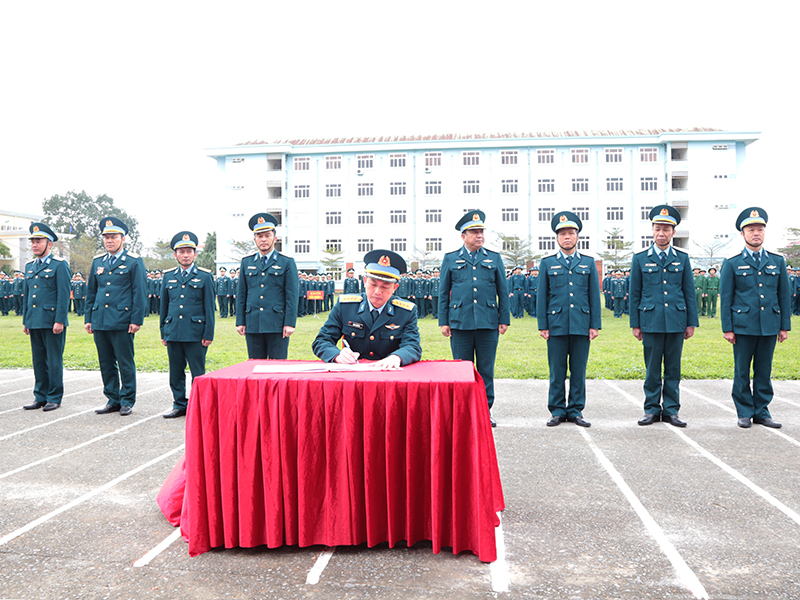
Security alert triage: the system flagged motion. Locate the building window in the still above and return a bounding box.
[358,239,374,252]
[391,238,407,252]
[640,206,653,220]
[326,155,342,170]
[326,239,342,252]
[538,236,556,251]
[572,207,589,221]
[294,185,310,198]
[426,209,442,223]
[463,180,480,194]
[538,207,555,222]
[294,157,310,171]
[714,233,730,239]
[357,211,374,224]
[389,153,406,168]
[640,148,658,162]
[607,206,624,220]
[640,235,654,249]
[714,204,730,210]
[358,183,374,196]
[426,238,442,252]
[231,158,245,164]
[462,151,480,166]
[357,154,374,170]
[572,178,589,193]
[501,150,518,165]
[571,149,589,164]
[390,182,406,196]
[537,149,554,164]
[425,152,442,167]
[295,239,310,253]
[231,185,244,191]
[714,174,729,179]
[425,181,442,195]
[390,210,406,224]
[641,177,658,191]
[325,211,341,225]
[577,237,590,251]
[502,238,520,252]
[502,179,518,194]
[326,184,341,197]
[606,177,623,192]
[605,148,623,163]
[502,208,519,222]
[538,179,555,193]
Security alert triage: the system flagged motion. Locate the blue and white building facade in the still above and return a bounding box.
[206,128,759,275]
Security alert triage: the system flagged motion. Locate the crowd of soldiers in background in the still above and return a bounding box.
[5,262,800,321]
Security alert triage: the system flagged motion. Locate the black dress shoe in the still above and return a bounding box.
[42,403,60,412]
[638,413,659,426]
[568,416,591,427]
[23,402,45,410]
[96,404,121,414]
[737,418,752,428]
[119,406,132,416]
[489,414,496,428]
[754,417,781,429]
[546,415,564,427]
[163,408,187,419]
[662,414,687,427]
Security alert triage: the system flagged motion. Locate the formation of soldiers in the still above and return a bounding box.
[0,270,25,316]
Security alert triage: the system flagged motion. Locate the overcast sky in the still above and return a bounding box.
[1,1,795,247]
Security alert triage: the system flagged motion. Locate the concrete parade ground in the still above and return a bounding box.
[0,369,799,600]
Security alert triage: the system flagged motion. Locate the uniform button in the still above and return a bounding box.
[182,285,186,289]
[351,332,355,337]
[180,295,184,298]
[179,315,183,319]
[473,266,477,270]
[106,282,110,286]
[260,307,264,311]
[663,269,667,272]
[569,293,573,297]
[105,304,109,308]
[369,352,374,356]
[570,304,574,308]
[390,336,394,340]
[179,305,183,308]
[569,282,573,286]
[260,296,264,299]
[758,272,761,275]
[473,288,477,292]
[32,294,36,298]
[106,293,110,296]
[663,280,667,284]
[760,295,764,298]
[665,303,668,306]
[370,335,375,341]
[759,283,763,287]
[473,277,477,281]
[32,304,36,308]
[664,291,668,295]
[474,299,478,303]
[261,284,265,288]
[761,307,764,310]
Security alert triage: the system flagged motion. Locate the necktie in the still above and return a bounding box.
[371,309,379,323]
[566,255,573,269]
[35,258,41,268]
[659,251,666,263]
[754,251,761,264]
[109,255,116,268]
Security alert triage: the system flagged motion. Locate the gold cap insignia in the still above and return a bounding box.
[183,234,190,241]
[559,215,567,222]
[472,213,480,221]
[258,216,265,224]
[751,210,759,218]
[33,225,40,232]
[661,208,669,216]
[379,255,391,267]
[106,220,113,227]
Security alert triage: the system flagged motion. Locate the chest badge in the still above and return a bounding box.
[96,267,104,275]
[385,323,400,330]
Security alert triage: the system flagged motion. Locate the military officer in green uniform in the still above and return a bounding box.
[313,250,421,368]
[160,231,215,418]
[429,267,440,319]
[85,217,148,416]
[693,268,705,317]
[705,267,720,317]
[13,270,25,316]
[72,272,86,317]
[439,210,510,427]
[509,266,526,318]
[537,212,601,428]
[343,268,360,294]
[699,269,708,316]
[610,270,627,318]
[629,205,698,427]
[720,207,791,428]
[216,267,230,318]
[22,223,71,412]
[236,213,298,359]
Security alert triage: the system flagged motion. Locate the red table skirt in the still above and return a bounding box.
[158,360,504,562]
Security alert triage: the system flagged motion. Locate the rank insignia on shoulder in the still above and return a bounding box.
[385,323,400,330]
[198,267,211,273]
[127,252,139,258]
[339,294,362,302]
[391,298,414,311]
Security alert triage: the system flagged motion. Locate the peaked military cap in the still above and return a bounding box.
[456,210,486,232]
[29,222,58,242]
[170,231,198,250]
[100,216,129,236]
[249,213,278,233]
[648,205,681,226]
[736,207,768,230]
[551,211,582,233]
[363,249,407,282]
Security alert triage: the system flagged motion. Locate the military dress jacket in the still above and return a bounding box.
[312,294,421,365]
[236,252,298,333]
[13,276,25,296]
[84,250,147,331]
[438,246,510,330]
[215,276,231,296]
[159,265,215,342]
[719,249,791,336]
[629,247,699,333]
[22,256,71,329]
[73,280,86,299]
[343,277,360,294]
[536,253,601,336]
[610,278,627,298]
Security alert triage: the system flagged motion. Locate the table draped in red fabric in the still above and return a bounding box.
[157,359,504,562]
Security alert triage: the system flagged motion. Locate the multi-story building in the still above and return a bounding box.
[0,209,45,272]
[206,128,759,276]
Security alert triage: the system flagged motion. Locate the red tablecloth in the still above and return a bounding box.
[157,359,504,562]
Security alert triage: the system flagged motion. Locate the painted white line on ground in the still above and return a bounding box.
[681,386,800,449]
[0,374,97,408]
[0,411,166,480]
[133,527,183,567]
[490,512,509,593]
[773,395,800,409]
[0,385,169,441]
[0,444,185,548]
[680,385,735,414]
[306,547,336,584]
[579,427,709,600]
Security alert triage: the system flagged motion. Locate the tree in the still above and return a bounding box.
[54,235,96,278]
[196,232,217,270]
[0,240,11,259]
[229,239,254,260]
[778,227,800,266]
[144,240,175,271]
[692,238,733,269]
[319,246,343,276]
[598,228,633,269]
[493,231,540,269]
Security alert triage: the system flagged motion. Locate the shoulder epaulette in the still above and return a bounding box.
[93,252,105,259]
[127,252,140,258]
[674,247,688,255]
[338,294,362,303]
[51,256,64,261]
[243,253,256,260]
[197,267,211,273]
[163,266,178,273]
[392,298,415,311]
